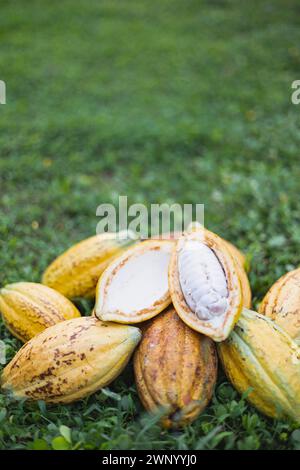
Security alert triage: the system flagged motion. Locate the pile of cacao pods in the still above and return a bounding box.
[0,224,299,429]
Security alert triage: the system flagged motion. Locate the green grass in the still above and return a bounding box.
[1,0,300,450]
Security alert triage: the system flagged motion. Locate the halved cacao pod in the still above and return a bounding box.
[1,317,141,403]
[218,308,300,423]
[42,230,135,299]
[0,282,80,343]
[163,225,251,309]
[134,307,217,428]
[259,268,300,344]
[169,229,243,341]
[95,239,174,324]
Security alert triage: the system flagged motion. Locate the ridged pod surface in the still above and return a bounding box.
[218,308,300,423]
[134,307,217,428]
[169,229,243,341]
[1,317,141,403]
[0,282,80,342]
[42,231,135,299]
[95,240,174,323]
[259,268,300,344]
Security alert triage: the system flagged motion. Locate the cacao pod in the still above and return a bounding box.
[1,316,141,403]
[95,240,174,324]
[259,268,300,344]
[169,228,243,341]
[134,307,217,428]
[0,282,80,343]
[218,308,300,423]
[42,230,135,299]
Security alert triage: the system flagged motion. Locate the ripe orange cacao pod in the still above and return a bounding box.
[134,307,217,428]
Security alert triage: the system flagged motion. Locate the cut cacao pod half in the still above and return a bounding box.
[95,240,174,324]
[169,229,243,341]
[164,224,251,309]
[218,308,300,423]
[259,268,300,344]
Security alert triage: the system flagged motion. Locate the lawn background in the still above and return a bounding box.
[0,0,300,450]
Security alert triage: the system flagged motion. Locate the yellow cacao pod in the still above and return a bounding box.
[0,282,80,342]
[134,307,217,428]
[218,308,300,423]
[1,316,141,403]
[42,230,135,299]
[158,226,251,311]
[259,268,300,344]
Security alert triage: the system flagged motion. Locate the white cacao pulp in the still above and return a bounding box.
[178,240,229,321]
[95,240,174,323]
[103,249,170,315]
